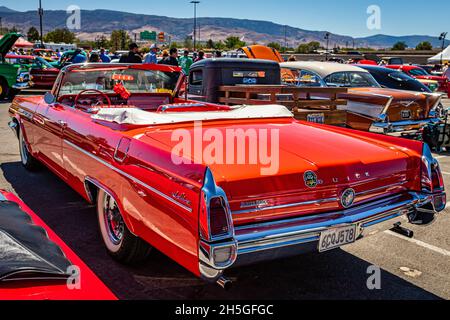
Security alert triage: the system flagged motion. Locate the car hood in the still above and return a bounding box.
[141,119,421,223]
[0,33,22,57]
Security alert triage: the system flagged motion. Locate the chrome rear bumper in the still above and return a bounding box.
[199,192,445,280]
[369,118,442,134]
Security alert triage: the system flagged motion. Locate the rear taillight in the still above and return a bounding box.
[421,143,446,212]
[209,197,230,238]
[421,144,444,193]
[199,168,234,243]
[199,169,237,273]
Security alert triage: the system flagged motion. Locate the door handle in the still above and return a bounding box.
[58,120,68,127]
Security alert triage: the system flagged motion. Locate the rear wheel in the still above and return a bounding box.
[0,78,8,100]
[97,189,152,264]
[19,127,39,171]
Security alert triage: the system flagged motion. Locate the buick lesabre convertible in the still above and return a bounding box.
[9,64,447,287]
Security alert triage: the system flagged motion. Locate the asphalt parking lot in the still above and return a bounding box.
[0,97,449,300]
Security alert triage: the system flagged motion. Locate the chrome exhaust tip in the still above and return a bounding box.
[216,276,232,290]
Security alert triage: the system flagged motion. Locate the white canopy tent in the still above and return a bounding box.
[428,45,450,64]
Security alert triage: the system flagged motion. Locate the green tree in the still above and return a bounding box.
[224,36,246,49]
[170,41,180,49]
[27,27,40,42]
[215,40,226,50]
[110,30,131,51]
[416,41,433,51]
[392,41,407,51]
[296,41,321,54]
[44,28,76,43]
[267,42,282,51]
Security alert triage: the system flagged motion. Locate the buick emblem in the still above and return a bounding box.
[341,188,356,208]
[304,171,318,188]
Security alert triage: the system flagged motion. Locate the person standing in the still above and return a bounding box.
[119,43,142,63]
[144,44,159,64]
[99,48,111,63]
[71,49,87,64]
[159,48,179,66]
[178,50,193,74]
[194,51,205,62]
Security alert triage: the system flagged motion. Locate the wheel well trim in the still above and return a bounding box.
[84,176,138,236]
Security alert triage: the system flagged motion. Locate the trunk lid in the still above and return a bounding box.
[0,33,22,57]
[140,119,420,225]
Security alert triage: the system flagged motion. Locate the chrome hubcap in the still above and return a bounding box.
[103,194,125,245]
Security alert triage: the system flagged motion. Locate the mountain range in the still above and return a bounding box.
[0,6,448,49]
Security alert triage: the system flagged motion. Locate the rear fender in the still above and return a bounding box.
[83,176,137,235]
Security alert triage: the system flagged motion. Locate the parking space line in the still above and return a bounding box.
[385,230,450,257]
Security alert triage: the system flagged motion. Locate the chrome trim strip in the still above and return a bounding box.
[64,140,193,213]
[356,181,408,196]
[232,182,408,216]
[232,197,339,215]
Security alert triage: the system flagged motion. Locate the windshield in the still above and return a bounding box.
[281,68,326,87]
[33,56,54,69]
[59,67,180,96]
[409,68,429,76]
[324,71,380,88]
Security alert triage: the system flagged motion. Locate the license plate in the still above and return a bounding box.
[307,113,325,124]
[318,225,357,252]
[401,110,412,119]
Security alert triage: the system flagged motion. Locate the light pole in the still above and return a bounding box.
[324,32,330,61]
[191,1,200,52]
[439,32,448,65]
[38,0,44,47]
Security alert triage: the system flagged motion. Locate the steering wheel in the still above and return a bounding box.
[74,89,112,109]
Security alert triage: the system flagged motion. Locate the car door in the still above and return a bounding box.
[32,102,68,178]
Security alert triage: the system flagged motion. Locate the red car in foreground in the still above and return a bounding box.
[8,63,447,287]
[386,65,449,93]
[0,190,116,300]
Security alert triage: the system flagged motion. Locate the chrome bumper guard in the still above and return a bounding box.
[199,192,444,280]
[369,118,442,134]
[12,82,32,90]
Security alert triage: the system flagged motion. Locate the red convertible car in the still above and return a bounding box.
[8,63,447,286]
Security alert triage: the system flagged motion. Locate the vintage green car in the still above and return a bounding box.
[0,33,31,99]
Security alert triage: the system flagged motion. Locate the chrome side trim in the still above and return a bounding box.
[64,139,193,213]
[356,181,408,196]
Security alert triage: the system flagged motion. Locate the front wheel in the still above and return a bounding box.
[97,189,152,264]
[19,127,39,170]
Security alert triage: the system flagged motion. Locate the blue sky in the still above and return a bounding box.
[1,0,448,37]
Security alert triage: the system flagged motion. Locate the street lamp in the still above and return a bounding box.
[190,1,200,52]
[324,32,330,61]
[38,0,44,47]
[439,32,448,65]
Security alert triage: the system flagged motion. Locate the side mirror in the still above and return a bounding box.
[44,92,56,104]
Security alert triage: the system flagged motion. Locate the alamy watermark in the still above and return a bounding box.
[171,121,280,176]
[367,5,381,31]
[66,265,81,290]
[366,265,382,290]
[66,5,81,30]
